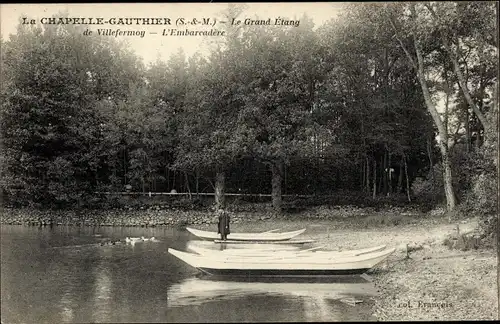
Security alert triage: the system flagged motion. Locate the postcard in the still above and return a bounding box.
[1,2,498,323]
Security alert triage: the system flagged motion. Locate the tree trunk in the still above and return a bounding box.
[445,41,490,136]
[427,137,434,182]
[397,4,457,211]
[403,153,411,203]
[465,106,471,152]
[365,157,371,193]
[195,168,199,195]
[166,167,169,192]
[397,159,403,194]
[443,71,450,135]
[184,171,191,199]
[123,147,127,186]
[388,152,392,196]
[271,162,283,213]
[378,156,384,195]
[415,61,456,210]
[383,47,390,197]
[284,164,287,195]
[315,149,320,195]
[361,159,365,191]
[441,146,456,214]
[372,159,377,199]
[215,169,225,210]
[383,150,388,196]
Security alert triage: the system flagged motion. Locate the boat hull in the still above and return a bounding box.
[186,227,306,241]
[197,268,370,277]
[213,239,316,245]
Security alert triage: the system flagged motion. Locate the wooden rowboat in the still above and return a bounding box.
[188,245,387,259]
[186,227,306,241]
[213,239,316,245]
[167,247,396,277]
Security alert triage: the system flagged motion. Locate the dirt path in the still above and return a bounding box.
[231,217,498,321]
[312,219,498,321]
[232,217,478,250]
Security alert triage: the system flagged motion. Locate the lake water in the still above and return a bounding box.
[1,225,378,323]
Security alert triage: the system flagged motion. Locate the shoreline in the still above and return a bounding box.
[0,207,260,227]
[0,204,444,228]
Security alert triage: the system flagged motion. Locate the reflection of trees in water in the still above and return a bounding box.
[59,289,74,322]
[92,248,113,323]
[56,248,95,323]
[166,277,377,321]
[167,277,377,312]
[302,295,342,322]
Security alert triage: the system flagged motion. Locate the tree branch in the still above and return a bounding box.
[424,2,491,134]
[388,13,417,71]
[410,4,448,145]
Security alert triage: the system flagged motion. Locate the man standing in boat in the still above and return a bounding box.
[217,209,230,240]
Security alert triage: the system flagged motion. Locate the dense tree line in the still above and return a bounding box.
[1,4,497,223]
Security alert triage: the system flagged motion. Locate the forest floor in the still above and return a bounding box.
[228,216,499,321]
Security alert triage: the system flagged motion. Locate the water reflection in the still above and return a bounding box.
[303,295,337,322]
[167,276,377,308]
[60,290,74,322]
[92,248,113,323]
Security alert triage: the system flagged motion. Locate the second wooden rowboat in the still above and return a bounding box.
[186,227,306,241]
